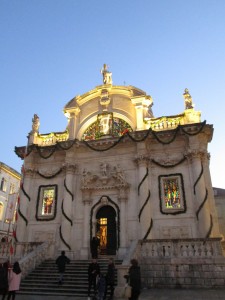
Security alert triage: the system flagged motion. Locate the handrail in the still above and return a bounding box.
[18,241,51,278]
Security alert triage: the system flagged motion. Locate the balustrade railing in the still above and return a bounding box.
[138,238,223,259]
[18,241,51,278]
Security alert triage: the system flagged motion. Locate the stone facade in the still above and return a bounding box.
[14,67,223,266]
[0,162,21,241]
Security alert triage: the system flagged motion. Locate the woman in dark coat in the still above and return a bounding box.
[104,258,115,299]
[128,259,141,300]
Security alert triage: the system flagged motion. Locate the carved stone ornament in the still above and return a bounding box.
[185,149,207,161]
[81,163,129,190]
[24,167,36,177]
[100,89,111,106]
[62,163,77,174]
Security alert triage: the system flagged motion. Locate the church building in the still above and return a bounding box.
[15,65,221,260]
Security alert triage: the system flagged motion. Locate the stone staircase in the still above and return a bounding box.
[18,258,122,297]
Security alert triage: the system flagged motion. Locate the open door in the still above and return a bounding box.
[96,205,117,255]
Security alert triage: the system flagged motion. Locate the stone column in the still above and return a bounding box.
[135,155,151,240]
[202,152,221,237]
[81,190,92,259]
[118,187,128,257]
[60,163,76,251]
[16,167,35,242]
[187,150,211,237]
[66,107,81,140]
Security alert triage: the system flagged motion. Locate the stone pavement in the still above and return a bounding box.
[15,288,225,300]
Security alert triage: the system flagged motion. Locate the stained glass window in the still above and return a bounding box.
[41,188,55,215]
[159,174,186,214]
[82,113,132,141]
[36,185,57,221]
[163,178,181,209]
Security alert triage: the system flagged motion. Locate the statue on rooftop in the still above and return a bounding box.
[31,114,40,133]
[183,88,194,109]
[101,64,112,85]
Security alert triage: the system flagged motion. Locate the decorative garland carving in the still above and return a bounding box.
[64,179,74,201]
[205,214,213,239]
[15,121,207,159]
[37,168,63,179]
[151,126,180,144]
[36,146,56,159]
[18,204,28,226]
[152,156,186,168]
[180,121,206,136]
[21,183,31,202]
[194,162,203,195]
[138,167,149,196]
[61,199,73,226]
[138,190,151,222]
[196,188,208,220]
[59,225,71,250]
[143,218,153,240]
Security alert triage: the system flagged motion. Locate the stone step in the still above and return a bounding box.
[19,258,122,297]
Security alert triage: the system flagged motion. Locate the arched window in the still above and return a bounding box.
[82,113,132,141]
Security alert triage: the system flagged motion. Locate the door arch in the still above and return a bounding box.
[96,205,117,255]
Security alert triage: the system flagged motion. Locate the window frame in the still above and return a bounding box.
[36,185,57,221]
[158,173,186,215]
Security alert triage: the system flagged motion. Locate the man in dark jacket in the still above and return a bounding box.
[104,258,115,299]
[56,251,70,285]
[88,258,100,299]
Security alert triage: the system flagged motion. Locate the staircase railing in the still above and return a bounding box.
[18,241,51,278]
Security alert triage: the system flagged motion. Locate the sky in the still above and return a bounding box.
[0,0,225,188]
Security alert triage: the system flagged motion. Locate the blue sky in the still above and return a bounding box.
[1,0,225,188]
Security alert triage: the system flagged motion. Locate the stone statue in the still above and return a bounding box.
[113,164,126,184]
[101,64,112,85]
[100,162,108,177]
[183,88,194,109]
[32,114,40,133]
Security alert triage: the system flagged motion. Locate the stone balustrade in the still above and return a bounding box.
[18,241,51,278]
[138,238,223,259]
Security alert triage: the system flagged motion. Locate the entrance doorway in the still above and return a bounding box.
[96,205,117,255]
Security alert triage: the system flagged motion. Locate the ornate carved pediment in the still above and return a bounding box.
[81,163,129,190]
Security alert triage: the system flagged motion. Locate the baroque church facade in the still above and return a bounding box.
[15,65,221,260]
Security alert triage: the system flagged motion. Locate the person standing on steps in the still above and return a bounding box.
[7,261,22,300]
[91,236,100,259]
[88,258,100,300]
[56,250,70,285]
[104,258,115,300]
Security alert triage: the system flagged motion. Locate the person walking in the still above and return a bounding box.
[87,258,100,300]
[55,250,70,285]
[1,261,9,300]
[104,258,115,299]
[128,259,141,300]
[7,261,22,300]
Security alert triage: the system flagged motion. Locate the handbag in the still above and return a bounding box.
[124,284,132,298]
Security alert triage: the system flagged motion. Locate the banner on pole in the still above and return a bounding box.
[5,193,18,221]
